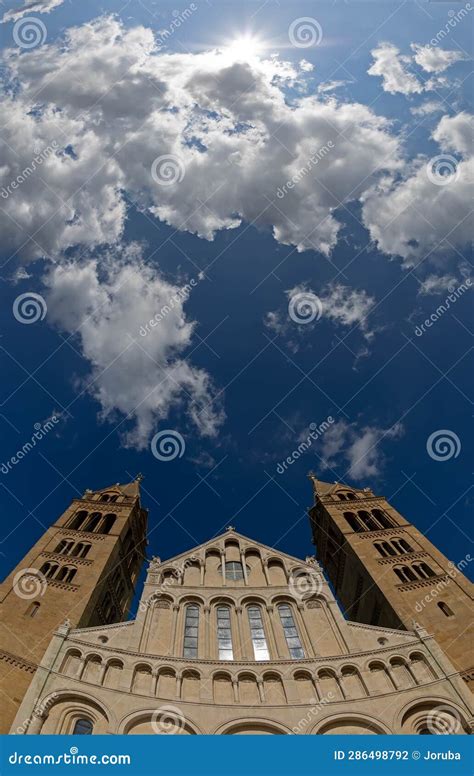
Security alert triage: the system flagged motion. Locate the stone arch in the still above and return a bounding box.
[99,513,116,535]
[237,671,260,705]
[367,660,395,693]
[358,510,380,531]
[343,511,362,532]
[102,659,124,689]
[313,712,390,735]
[389,656,415,689]
[81,654,102,683]
[398,698,470,735]
[340,664,367,698]
[60,648,82,677]
[181,669,201,702]
[183,560,201,586]
[68,510,88,530]
[120,709,201,735]
[408,652,438,683]
[267,558,287,586]
[156,667,177,700]
[262,671,286,704]
[83,512,102,533]
[213,671,234,704]
[39,690,113,735]
[215,717,291,735]
[294,670,317,703]
[372,508,393,528]
[245,548,266,585]
[131,663,153,695]
[204,549,221,586]
[317,668,343,701]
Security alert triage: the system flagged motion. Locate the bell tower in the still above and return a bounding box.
[308,475,474,688]
[0,477,148,732]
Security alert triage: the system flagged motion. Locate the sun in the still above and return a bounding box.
[223,34,264,62]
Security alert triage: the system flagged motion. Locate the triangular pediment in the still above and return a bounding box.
[309,474,372,499]
[150,528,315,570]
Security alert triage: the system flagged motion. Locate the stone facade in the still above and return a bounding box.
[0,479,147,733]
[308,476,474,689]
[6,494,474,735]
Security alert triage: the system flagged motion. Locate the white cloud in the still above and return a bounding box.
[410,100,444,117]
[2,0,64,22]
[411,44,469,74]
[43,247,224,449]
[368,43,423,95]
[319,419,404,480]
[362,112,473,264]
[0,15,402,263]
[418,273,458,296]
[265,283,376,355]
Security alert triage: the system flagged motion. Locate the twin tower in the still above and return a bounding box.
[0,474,472,732]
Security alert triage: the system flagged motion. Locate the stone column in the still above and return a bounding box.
[176,674,182,700]
[264,605,280,659]
[257,678,265,703]
[235,606,245,660]
[170,604,179,656]
[240,550,249,585]
[232,678,239,703]
[296,604,315,658]
[221,551,226,586]
[262,559,271,586]
[204,605,211,659]
[75,658,85,680]
[200,561,205,586]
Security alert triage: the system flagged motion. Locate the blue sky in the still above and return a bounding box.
[0,0,472,597]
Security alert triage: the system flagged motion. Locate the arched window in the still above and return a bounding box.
[55,539,74,555]
[39,562,58,579]
[278,604,304,659]
[100,514,116,535]
[183,604,199,658]
[344,512,362,532]
[346,492,357,501]
[358,511,379,531]
[374,542,387,557]
[72,718,93,735]
[372,509,393,529]
[71,542,90,558]
[66,568,77,583]
[437,601,454,617]
[382,541,397,557]
[68,510,88,530]
[247,605,269,661]
[394,566,417,583]
[83,512,101,533]
[398,539,414,554]
[337,494,347,501]
[99,495,110,502]
[220,561,245,580]
[413,562,435,580]
[216,606,233,660]
[26,601,40,618]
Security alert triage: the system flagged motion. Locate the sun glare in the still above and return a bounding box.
[224,34,264,62]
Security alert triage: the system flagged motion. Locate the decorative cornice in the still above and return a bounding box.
[39,551,93,567]
[396,574,450,592]
[377,552,427,565]
[0,649,37,674]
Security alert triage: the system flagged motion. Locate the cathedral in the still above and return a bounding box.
[0,475,472,735]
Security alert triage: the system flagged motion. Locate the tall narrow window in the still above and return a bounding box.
[437,601,454,617]
[278,604,305,659]
[183,604,199,658]
[247,605,269,661]
[72,718,93,735]
[222,561,245,580]
[216,606,233,660]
